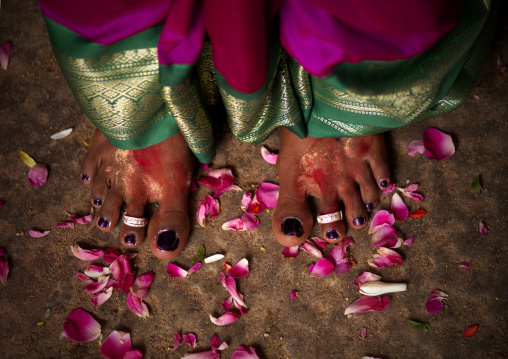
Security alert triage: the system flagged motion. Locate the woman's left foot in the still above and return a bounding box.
[272,128,390,247]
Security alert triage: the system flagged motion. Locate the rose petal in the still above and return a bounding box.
[309,258,335,278]
[0,41,13,70]
[0,246,5,256]
[463,324,479,337]
[76,271,94,283]
[299,240,323,259]
[169,331,182,351]
[333,258,351,275]
[130,272,155,299]
[28,229,50,238]
[326,237,354,265]
[181,350,221,359]
[403,236,415,246]
[61,309,101,343]
[198,168,235,190]
[225,277,248,308]
[91,287,114,306]
[204,163,211,171]
[210,311,241,325]
[183,333,197,348]
[282,246,299,258]
[361,328,367,339]
[354,272,382,291]
[204,254,225,263]
[110,255,136,294]
[71,244,105,261]
[398,184,424,202]
[210,334,228,350]
[479,221,488,236]
[57,221,75,228]
[368,247,403,268]
[127,292,149,318]
[231,345,260,359]
[241,193,265,214]
[166,263,188,278]
[410,209,427,218]
[188,262,202,275]
[261,146,278,164]
[0,254,9,284]
[290,291,298,300]
[407,140,425,156]
[84,276,109,295]
[344,296,390,315]
[391,193,408,221]
[359,282,407,296]
[369,210,395,234]
[28,164,48,186]
[100,330,133,359]
[124,350,143,359]
[84,265,111,278]
[213,184,242,198]
[50,128,73,140]
[71,214,93,224]
[425,297,445,314]
[222,296,233,310]
[222,218,246,231]
[255,182,279,209]
[190,179,198,191]
[371,225,402,249]
[197,196,220,227]
[430,290,449,298]
[227,258,249,278]
[103,250,119,264]
[459,262,472,269]
[310,236,329,248]
[381,183,396,197]
[222,213,259,231]
[422,128,455,161]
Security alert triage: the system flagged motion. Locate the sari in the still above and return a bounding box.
[39,0,497,163]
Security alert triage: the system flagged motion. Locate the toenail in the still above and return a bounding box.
[326,229,339,240]
[365,203,375,211]
[379,179,389,188]
[281,218,304,237]
[124,233,137,245]
[353,216,366,226]
[93,198,102,206]
[81,174,90,182]
[97,217,110,228]
[157,229,180,251]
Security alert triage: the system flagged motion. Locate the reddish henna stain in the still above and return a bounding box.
[133,146,160,170]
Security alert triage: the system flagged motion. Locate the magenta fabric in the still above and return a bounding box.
[279,0,464,77]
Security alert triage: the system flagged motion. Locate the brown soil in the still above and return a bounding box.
[1,2,507,358]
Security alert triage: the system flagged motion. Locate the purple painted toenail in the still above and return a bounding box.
[353,216,366,226]
[157,230,179,251]
[365,203,375,211]
[93,198,102,206]
[281,218,304,237]
[326,229,339,240]
[81,174,90,182]
[124,233,137,245]
[97,217,110,228]
[379,179,389,188]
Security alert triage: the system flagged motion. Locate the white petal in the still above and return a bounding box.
[204,254,225,263]
[50,128,73,139]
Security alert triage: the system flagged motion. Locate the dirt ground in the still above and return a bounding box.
[1,2,508,359]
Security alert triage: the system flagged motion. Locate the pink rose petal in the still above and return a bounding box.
[459,262,472,269]
[333,258,351,275]
[190,178,198,191]
[282,246,298,258]
[391,193,409,221]
[354,272,382,291]
[127,292,149,318]
[103,251,119,264]
[310,236,329,248]
[84,276,109,295]
[210,334,228,350]
[299,239,323,259]
[167,263,189,278]
[71,244,105,261]
[0,42,13,70]
[407,140,425,156]
[222,296,233,310]
[261,146,278,164]
[326,237,354,266]
[210,311,241,325]
[430,290,449,298]
[309,258,335,278]
[368,247,403,268]
[84,265,111,278]
[76,271,94,283]
[188,262,202,275]
[241,193,265,214]
[204,163,211,171]
[61,309,101,343]
[110,255,136,294]
[371,225,402,249]
[124,350,143,359]
[231,345,260,359]
[344,296,390,315]
[425,297,445,314]
[0,246,5,256]
[197,196,220,227]
[198,168,235,190]
[0,253,9,284]
[479,221,488,236]
[91,287,113,306]
[398,184,424,202]
[130,272,155,299]
[100,330,133,359]
[213,184,242,198]
[183,333,197,348]
[222,213,259,231]
[28,163,48,186]
[290,291,298,300]
[255,182,279,209]
[57,221,74,228]
[71,214,93,224]
[181,350,221,359]
[361,328,367,339]
[381,183,396,197]
[225,277,248,308]
[422,128,455,161]
[169,331,182,352]
[227,258,249,278]
[369,210,395,234]
[28,229,50,238]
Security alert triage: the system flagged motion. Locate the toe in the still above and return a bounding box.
[272,196,313,247]
[318,194,346,243]
[120,197,147,248]
[90,171,109,208]
[368,138,390,190]
[95,189,123,232]
[355,165,380,212]
[339,181,368,229]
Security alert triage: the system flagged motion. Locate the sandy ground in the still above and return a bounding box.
[1,1,508,358]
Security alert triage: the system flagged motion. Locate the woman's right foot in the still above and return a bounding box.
[80,129,194,260]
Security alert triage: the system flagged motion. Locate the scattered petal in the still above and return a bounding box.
[71,244,105,261]
[0,246,5,256]
[425,297,445,314]
[309,258,335,278]
[422,128,455,161]
[197,195,220,227]
[398,184,424,202]
[57,221,74,228]
[91,287,114,306]
[359,282,407,296]
[76,272,94,283]
[0,42,13,70]
[371,225,402,249]
[368,247,403,268]
[28,164,48,186]
[479,221,488,236]
[85,265,111,278]
[190,179,198,191]
[28,229,50,238]
[403,236,415,246]
[459,262,472,269]
[227,258,249,278]
[261,146,278,164]
[344,296,390,315]
[50,128,73,139]
[391,193,408,221]
[299,239,323,259]
[282,246,298,258]
[129,272,155,299]
[290,291,298,300]
[61,309,101,343]
[110,255,136,294]
[188,262,202,275]
[210,334,228,350]
[123,350,143,359]
[381,183,396,197]
[84,275,109,295]
[231,345,260,359]
[225,277,248,308]
[204,163,211,171]
[19,150,36,168]
[354,272,382,291]
[0,253,9,284]
[100,330,133,359]
[103,251,119,264]
[166,263,188,278]
[410,209,427,219]
[240,193,265,214]
[369,210,395,234]
[407,140,425,156]
[204,254,224,263]
[255,182,279,209]
[181,350,220,359]
[71,214,93,224]
[430,289,448,298]
[222,213,259,231]
[361,328,367,339]
[222,296,233,310]
[169,331,182,352]
[214,184,242,198]
[198,168,235,191]
[127,292,149,318]
[210,311,241,325]
[326,237,354,273]
[183,333,197,348]
[310,236,329,248]
[463,324,479,337]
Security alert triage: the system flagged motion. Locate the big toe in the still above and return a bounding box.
[147,204,189,260]
[272,196,313,247]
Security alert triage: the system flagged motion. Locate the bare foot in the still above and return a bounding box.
[80,130,194,260]
[272,128,390,247]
